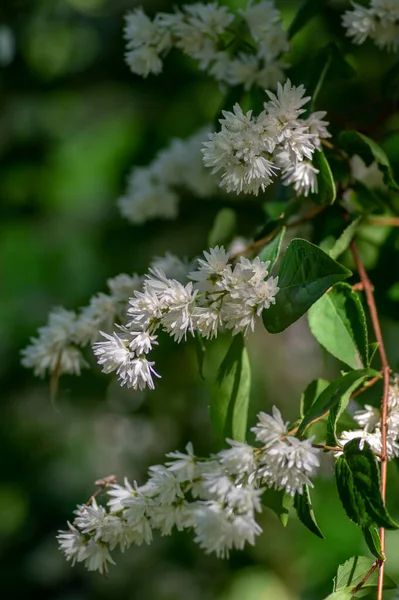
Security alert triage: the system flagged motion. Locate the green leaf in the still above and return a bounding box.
[313,150,336,205]
[339,130,399,191]
[297,369,379,437]
[363,526,384,560]
[388,281,399,301]
[325,374,370,447]
[300,379,330,419]
[262,238,352,334]
[346,181,385,215]
[324,589,353,600]
[258,227,286,270]
[194,331,206,380]
[308,282,369,370]
[288,0,325,40]
[329,218,362,260]
[368,342,379,365]
[210,334,251,442]
[294,485,325,538]
[207,208,237,248]
[334,556,397,592]
[262,489,293,527]
[335,439,398,530]
[308,43,356,110]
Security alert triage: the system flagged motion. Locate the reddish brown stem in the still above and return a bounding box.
[350,241,390,600]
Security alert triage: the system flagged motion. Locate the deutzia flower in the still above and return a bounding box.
[259,437,320,495]
[203,81,330,196]
[342,0,399,51]
[251,406,289,446]
[21,308,87,377]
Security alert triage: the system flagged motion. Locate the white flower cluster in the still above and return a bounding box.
[342,0,399,52]
[58,407,321,572]
[202,80,331,196]
[339,375,399,459]
[124,2,289,90]
[93,246,279,391]
[118,127,218,225]
[21,254,191,378]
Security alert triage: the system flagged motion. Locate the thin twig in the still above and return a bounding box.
[350,241,390,600]
[234,204,326,257]
[352,559,381,595]
[366,216,399,227]
[351,375,381,398]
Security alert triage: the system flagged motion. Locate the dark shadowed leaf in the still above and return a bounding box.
[262,489,293,527]
[308,282,369,370]
[294,485,325,538]
[313,150,336,205]
[262,239,351,334]
[288,0,325,39]
[336,439,398,530]
[339,130,399,191]
[297,369,378,436]
[363,526,384,560]
[258,227,286,271]
[210,334,251,442]
[300,378,330,418]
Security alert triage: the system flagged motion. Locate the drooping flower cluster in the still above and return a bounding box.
[58,407,321,573]
[21,254,192,378]
[118,127,218,224]
[342,0,399,52]
[202,80,331,196]
[124,2,289,90]
[92,246,279,391]
[339,375,399,459]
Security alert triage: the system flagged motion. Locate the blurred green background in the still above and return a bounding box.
[2,0,399,598]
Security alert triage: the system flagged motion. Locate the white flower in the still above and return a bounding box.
[21,308,87,377]
[127,286,165,331]
[191,306,221,339]
[57,523,88,565]
[160,280,198,341]
[150,252,192,282]
[189,246,230,290]
[282,161,319,196]
[166,442,202,483]
[107,273,144,303]
[129,331,158,355]
[342,3,375,44]
[193,502,262,557]
[93,330,131,373]
[145,465,185,505]
[353,404,381,431]
[251,406,289,446]
[125,357,160,390]
[75,499,107,537]
[125,46,163,77]
[266,80,310,127]
[259,437,320,495]
[241,1,281,41]
[217,439,256,476]
[150,501,195,534]
[124,8,161,48]
[84,540,115,574]
[108,478,136,512]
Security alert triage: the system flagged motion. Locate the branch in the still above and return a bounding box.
[350,241,390,600]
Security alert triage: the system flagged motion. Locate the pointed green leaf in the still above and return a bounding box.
[336,439,398,530]
[334,556,397,592]
[263,239,352,334]
[262,489,293,527]
[208,208,237,248]
[325,374,370,447]
[297,369,379,436]
[308,282,369,370]
[368,342,379,365]
[313,150,336,205]
[324,589,353,600]
[210,334,251,442]
[300,378,330,419]
[363,526,384,560]
[288,0,325,40]
[294,485,325,538]
[339,130,399,191]
[329,218,362,260]
[258,227,286,271]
